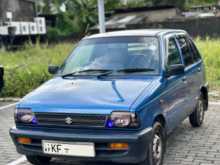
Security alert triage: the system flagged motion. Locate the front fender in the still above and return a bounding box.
[136,96,166,131]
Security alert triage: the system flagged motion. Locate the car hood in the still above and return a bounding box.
[19,77,160,114]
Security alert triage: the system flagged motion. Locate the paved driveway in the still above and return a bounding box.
[0,103,220,165]
[0,102,20,165]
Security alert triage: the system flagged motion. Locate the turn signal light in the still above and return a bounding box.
[17,137,32,144]
[109,143,129,150]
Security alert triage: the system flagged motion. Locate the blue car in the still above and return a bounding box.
[10,30,208,165]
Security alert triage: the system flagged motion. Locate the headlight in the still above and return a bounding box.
[15,108,37,124]
[106,112,139,128]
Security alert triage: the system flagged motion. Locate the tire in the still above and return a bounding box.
[189,96,205,127]
[140,122,166,165]
[26,155,51,165]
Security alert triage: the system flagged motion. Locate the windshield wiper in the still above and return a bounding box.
[117,68,155,73]
[62,68,154,78]
[62,69,113,78]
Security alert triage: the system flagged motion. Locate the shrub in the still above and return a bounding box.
[47,27,63,42]
[0,43,73,97]
[195,38,220,88]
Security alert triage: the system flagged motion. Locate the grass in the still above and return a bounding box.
[0,43,73,97]
[0,38,219,97]
[195,38,220,90]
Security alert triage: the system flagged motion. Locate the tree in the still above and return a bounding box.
[186,0,218,6]
[44,0,219,38]
[50,0,122,34]
[151,0,218,8]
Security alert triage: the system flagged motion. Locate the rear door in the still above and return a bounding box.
[188,37,204,87]
[176,34,202,115]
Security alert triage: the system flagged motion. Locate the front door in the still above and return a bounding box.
[162,36,188,132]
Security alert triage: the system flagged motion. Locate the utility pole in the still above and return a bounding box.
[98,0,105,33]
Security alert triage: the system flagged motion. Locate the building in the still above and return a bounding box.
[91,4,220,37]
[0,0,46,47]
[92,6,180,31]
[0,0,36,21]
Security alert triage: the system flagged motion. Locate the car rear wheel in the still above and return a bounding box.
[189,96,205,127]
[26,155,51,165]
[140,122,166,165]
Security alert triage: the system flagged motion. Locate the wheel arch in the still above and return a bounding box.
[153,114,168,140]
[153,114,166,129]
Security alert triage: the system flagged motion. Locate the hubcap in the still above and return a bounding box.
[198,100,204,123]
[152,133,162,165]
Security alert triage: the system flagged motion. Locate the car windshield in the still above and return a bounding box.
[60,36,160,76]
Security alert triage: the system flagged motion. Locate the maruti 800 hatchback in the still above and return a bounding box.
[10,30,208,165]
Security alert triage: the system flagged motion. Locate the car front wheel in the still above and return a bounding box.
[140,122,166,165]
[26,155,51,165]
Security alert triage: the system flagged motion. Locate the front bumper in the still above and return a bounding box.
[10,127,152,164]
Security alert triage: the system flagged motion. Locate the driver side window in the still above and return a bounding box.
[167,38,182,66]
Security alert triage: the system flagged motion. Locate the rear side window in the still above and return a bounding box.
[176,36,194,66]
[188,39,201,62]
[167,38,182,66]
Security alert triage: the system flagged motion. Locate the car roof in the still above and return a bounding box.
[84,29,187,39]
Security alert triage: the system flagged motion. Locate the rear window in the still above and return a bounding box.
[176,36,194,66]
[188,39,202,62]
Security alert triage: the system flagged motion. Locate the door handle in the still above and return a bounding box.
[197,67,201,72]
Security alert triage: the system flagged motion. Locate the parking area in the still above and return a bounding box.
[0,102,220,165]
[0,102,21,165]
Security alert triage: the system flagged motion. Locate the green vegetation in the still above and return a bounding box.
[0,38,219,97]
[42,0,218,38]
[45,0,120,39]
[0,43,73,97]
[186,0,218,6]
[195,38,220,88]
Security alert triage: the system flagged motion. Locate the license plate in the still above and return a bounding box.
[42,140,95,157]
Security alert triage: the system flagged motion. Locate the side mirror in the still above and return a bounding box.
[166,64,185,77]
[48,65,59,75]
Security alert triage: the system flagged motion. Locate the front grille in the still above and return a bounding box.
[35,113,107,128]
